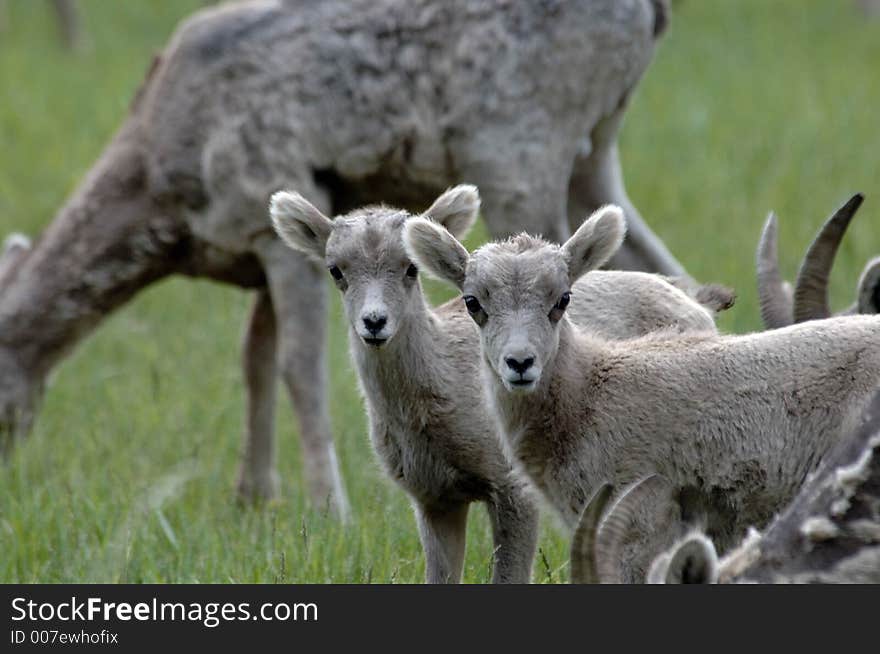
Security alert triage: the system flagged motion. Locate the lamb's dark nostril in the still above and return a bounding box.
[505,357,534,374]
[363,316,387,335]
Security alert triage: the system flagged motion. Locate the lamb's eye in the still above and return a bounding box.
[549,291,571,322]
[463,295,483,314]
[406,263,418,278]
[328,265,344,281]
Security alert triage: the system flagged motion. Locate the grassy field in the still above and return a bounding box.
[1,1,878,583]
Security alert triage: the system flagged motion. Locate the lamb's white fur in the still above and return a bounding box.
[406,205,880,578]
[272,187,725,583]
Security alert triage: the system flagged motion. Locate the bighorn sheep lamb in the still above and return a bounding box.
[270,185,724,583]
[0,0,681,515]
[406,204,880,578]
[574,391,880,583]
[757,193,879,329]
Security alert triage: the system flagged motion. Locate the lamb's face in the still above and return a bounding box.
[325,209,421,348]
[272,185,480,348]
[404,204,626,393]
[463,237,571,392]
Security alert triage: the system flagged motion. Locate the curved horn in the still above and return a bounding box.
[793,193,864,323]
[664,534,719,584]
[595,474,671,584]
[570,483,614,584]
[856,256,880,314]
[756,213,794,328]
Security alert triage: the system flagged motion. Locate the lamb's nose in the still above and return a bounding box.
[505,356,534,375]
[363,315,387,335]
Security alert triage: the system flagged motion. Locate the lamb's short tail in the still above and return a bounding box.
[650,0,671,37]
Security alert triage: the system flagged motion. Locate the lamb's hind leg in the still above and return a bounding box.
[256,237,350,522]
[416,503,470,584]
[236,290,280,502]
[568,107,688,279]
[487,483,539,583]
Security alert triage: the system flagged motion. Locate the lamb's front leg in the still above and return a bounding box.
[257,237,350,522]
[416,503,470,584]
[236,290,280,502]
[487,483,539,584]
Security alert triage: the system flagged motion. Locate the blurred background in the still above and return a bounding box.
[1,0,878,582]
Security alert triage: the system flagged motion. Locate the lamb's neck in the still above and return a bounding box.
[0,124,185,377]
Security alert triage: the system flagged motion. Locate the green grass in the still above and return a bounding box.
[1,1,878,583]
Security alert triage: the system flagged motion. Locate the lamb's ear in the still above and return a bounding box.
[423,185,480,239]
[665,535,719,584]
[403,217,470,290]
[562,205,626,282]
[269,191,333,259]
[857,256,880,314]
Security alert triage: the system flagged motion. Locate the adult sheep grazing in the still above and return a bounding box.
[757,193,879,329]
[405,205,880,579]
[270,185,724,583]
[0,0,679,515]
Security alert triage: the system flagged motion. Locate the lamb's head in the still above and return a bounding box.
[270,186,479,348]
[405,205,625,391]
[757,193,879,328]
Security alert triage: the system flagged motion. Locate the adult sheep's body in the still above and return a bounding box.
[0,0,679,516]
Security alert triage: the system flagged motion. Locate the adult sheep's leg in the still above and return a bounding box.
[236,290,280,502]
[416,503,470,584]
[486,484,539,584]
[51,0,82,50]
[257,237,350,522]
[568,109,689,279]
